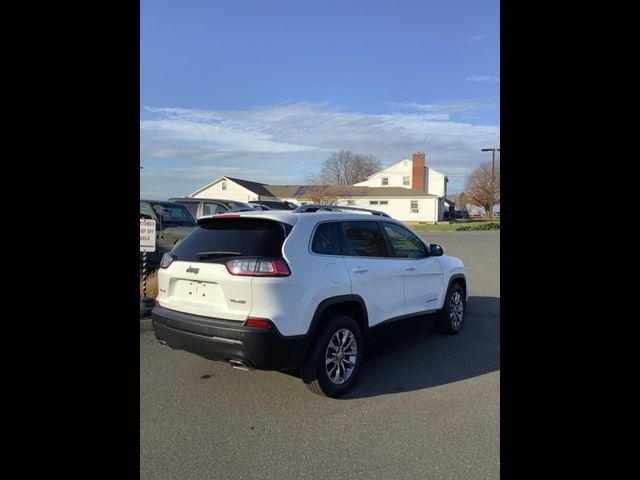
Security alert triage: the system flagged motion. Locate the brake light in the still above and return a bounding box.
[159,253,175,269]
[244,318,272,328]
[225,258,291,276]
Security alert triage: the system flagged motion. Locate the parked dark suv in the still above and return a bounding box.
[443,210,470,221]
[140,200,197,255]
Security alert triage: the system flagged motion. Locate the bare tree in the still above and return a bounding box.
[464,161,500,215]
[456,191,469,211]
[317,150,381,186]
[303,174,338,204]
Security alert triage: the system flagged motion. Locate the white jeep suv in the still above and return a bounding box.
[152,209,467,397]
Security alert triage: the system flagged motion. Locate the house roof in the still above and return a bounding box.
[266,185,436,199]
[225,177,274,197]
[190,176,275,197]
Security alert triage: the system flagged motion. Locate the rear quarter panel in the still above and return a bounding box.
[252,216,352,336]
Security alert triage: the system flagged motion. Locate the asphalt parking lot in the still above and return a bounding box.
[140,230,500,480]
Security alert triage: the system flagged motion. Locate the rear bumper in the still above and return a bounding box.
[151,306,310,371]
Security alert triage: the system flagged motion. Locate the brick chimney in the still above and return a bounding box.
[412,151,426,191]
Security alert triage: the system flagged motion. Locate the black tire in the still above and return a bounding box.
[301,314,363,398]
[438,283,466,334]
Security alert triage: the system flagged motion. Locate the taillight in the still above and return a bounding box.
[159,253,175,269]
[225,258,290,276]
[244,318,272,328]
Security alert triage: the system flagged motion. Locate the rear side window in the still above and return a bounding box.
[312,222,341,255]
[203,202,226,216]
[179,202,198,218]
[341,221,389,257]
[172,218,288,262]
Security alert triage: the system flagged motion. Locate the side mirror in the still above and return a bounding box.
[430,244,444,256]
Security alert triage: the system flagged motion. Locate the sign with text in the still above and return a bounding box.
[140,219,156,252]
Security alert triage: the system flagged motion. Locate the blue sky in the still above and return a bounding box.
[141,0,500,198]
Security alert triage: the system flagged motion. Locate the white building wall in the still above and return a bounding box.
[336,197,438,223]
[279,195,440,222]
[192,178,258,202]
[438,198,447,220]
[354,160,447,197]
[426,169,447,197]
[353,160,413,188]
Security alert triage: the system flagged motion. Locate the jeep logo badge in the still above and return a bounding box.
[186,266,200,274]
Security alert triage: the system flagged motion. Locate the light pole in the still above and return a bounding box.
[481,148,500,221]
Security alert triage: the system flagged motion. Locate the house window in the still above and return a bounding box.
[380,200,389,205]
[404,161,408,166]
[369,200,379,205]
[381,177,389,186]
[221,181,227,191]
[410,200,419,213]
[347,200,355,205]
[402,176,410,186]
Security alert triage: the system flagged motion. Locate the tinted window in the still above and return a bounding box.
[312,222,342,255]
[178,202,198,218]
[203,202,226,216]
[342,221,388,257]
[151,202,196,226]
[140,203,154,219]
[382,222,428,258]
[172,218,288,262]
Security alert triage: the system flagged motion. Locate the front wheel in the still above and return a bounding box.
[301,314,363,398]
[438,283,466,334]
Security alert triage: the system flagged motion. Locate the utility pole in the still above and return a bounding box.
[481,148,500,221]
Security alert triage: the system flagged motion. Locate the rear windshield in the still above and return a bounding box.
[171,218,290,262]
[150,202,197,226]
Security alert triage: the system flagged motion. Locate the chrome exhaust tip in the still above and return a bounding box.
[229,360,251,371]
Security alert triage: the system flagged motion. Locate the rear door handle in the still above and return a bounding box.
[352,267,368,274]
[405,266,416,271]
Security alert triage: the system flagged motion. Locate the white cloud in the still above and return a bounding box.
[466,75,500,83]
[389,100,498,117]
[140,102,500,197]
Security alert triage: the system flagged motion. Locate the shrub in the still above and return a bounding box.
[140,271,158,298]
[456,222,500,231]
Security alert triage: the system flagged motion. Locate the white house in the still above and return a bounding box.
[354,151,449,198]
[190,176,279,202]
[269,185,440,223]
[187,152,453,223]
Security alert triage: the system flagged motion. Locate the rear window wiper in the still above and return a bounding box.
[196,251,242,258]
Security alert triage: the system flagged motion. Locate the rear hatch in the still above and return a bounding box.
[159,217,290,321]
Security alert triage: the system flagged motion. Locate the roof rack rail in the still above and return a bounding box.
[292,204,391,218]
